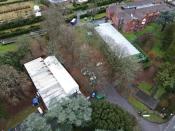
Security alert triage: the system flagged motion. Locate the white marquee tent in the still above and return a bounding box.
[24,56,80,109]
[95,23,140,57]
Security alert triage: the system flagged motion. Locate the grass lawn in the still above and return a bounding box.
[154,87,166,99]
[122,23,164,58]
[146,112,165,123]
[0,44,18,53]
[138,82,152,95]
[123,23,161,41]
[5,106,36,129]
[94,12,106,20]
[151,40,164,57]
[122,32,137,42]
[128,96,165,123]
[128,96,148,111]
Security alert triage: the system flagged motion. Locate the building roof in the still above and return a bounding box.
[108,1,172,23]
[95,23,140,57]
[24,56,80,109]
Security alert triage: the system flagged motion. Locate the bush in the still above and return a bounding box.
[96,0,117,6]
[0,36,30,70]
[143,61,151,69]
[73,4,88,11]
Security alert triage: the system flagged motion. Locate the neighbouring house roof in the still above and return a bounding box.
[108,1,172,23]
[24,56,80,109]
[95,23,140,57]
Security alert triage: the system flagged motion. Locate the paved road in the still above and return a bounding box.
[101,86,175,131]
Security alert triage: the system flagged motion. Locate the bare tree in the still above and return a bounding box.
[0,65,30,105]
[42,5,80,65]
[102,36,141,86]
[42,4,65,57]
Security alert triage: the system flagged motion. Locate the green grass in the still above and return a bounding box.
[146,112,165,123]
[151,40,164,57]
[5,106,36,129]
[128,96,148,111]
[94,12,106,20]
[138,82,152,95]
[122,32,137,42]
[123,23,161,42]
[128,96,165,123]
[0,102,7,118]
[154,87,166,99]
[122,23,165,57]
[0,44,18,53]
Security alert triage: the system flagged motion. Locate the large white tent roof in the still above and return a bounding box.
[95,23,140,57]
[24,56,80,109]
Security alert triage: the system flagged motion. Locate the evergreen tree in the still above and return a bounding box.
[90,100,135,131]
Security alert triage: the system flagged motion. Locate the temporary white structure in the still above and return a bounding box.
[95,23,140,57]
[35,12,42,17]
[24,56,80,109]
[33,5,42,17]
[33,5,40,12]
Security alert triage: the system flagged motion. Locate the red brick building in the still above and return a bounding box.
[107,1,171,32]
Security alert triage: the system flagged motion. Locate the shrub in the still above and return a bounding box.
[96,0,117,6]
[73,4,88,11]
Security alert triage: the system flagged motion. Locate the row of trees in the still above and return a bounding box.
[20,96,135,131]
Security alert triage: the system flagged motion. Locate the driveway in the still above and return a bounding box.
[101,86,174,131]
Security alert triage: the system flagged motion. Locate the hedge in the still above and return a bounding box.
[72,4,88,11]
[0,0,31,6]
[0,25,40,39]
[0,0,7,2]
[0,16,44,31]
[80,7,106,19]
[96,0,118,6]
